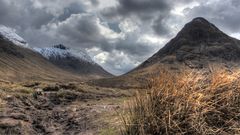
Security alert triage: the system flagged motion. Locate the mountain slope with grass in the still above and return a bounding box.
[0,25,112,82]
[0,27,82,82]
[0,38,83,82]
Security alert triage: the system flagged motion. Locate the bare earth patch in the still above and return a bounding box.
[0,83,133,135]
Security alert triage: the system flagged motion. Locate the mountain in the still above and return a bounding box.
[0,40,83,82]
[34,44,112,78]
[0,25,111,82]
[91,17,240,88]
[136,17,240,70]
[0,25,85,82]
[0,25,28,47]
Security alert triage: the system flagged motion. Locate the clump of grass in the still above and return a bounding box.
[100,127,118,135]
[122,67,240,135]
[0,82,34,94]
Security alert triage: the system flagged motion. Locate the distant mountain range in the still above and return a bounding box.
[0,25,112,82]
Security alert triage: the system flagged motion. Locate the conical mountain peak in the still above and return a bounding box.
[135,17,240,70]
[176,17,227,42]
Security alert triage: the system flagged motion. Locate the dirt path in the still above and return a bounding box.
[0,86,131,135]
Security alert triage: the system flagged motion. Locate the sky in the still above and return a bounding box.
[0,0,240,75]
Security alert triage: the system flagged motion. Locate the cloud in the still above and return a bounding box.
[90,0,99,6]
[46,13,120,52]
[152,15,171,36]
[45,13,159,75]
[102,0,170,20]
[0,0,53,29]
[184,0,240,33]
[101,0,180,37]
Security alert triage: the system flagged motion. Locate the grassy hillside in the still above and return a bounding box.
[0,38,83,82]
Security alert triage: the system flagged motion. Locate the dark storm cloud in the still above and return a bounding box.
[90,0,99,6]
[101,0,174,36]
[0,0,90,31]
[102,0,170,20]
[152,15,170,36]
[0,1,10,24]
[115,35,154,56]
[0,0,54,29]
[55,14,114,52]
[55,13,155,56]
[57,14,101,44]
[0,0,91,46]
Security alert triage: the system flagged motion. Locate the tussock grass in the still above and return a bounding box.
[0,82,34,94]
[122,67,240,135]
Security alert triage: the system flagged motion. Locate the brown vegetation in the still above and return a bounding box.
[122,67,240,135]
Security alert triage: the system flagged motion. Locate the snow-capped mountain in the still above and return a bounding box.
[34,44,95,64]
[0,25,28,47]
[34,44,112,78]
[0,35,85,81]
[0,25,111,79]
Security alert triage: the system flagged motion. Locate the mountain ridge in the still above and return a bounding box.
[0,25,112,82]
[0,38,83,82]
[34,45,95,64]
[34,44,113,78]
[0,25,28,47]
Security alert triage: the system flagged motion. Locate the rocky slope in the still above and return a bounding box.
[34,44,112,79]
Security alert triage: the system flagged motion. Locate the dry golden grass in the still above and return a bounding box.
[122,67,240,135]
[0,94,6,109]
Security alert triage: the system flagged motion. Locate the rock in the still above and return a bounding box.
[4,95,14,101]
[43,85,60,92]
[10,113,29,121]
[23,82,40,88]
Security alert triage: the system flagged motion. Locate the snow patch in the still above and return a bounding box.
[34,46,96,64]
[0,25,28,47]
